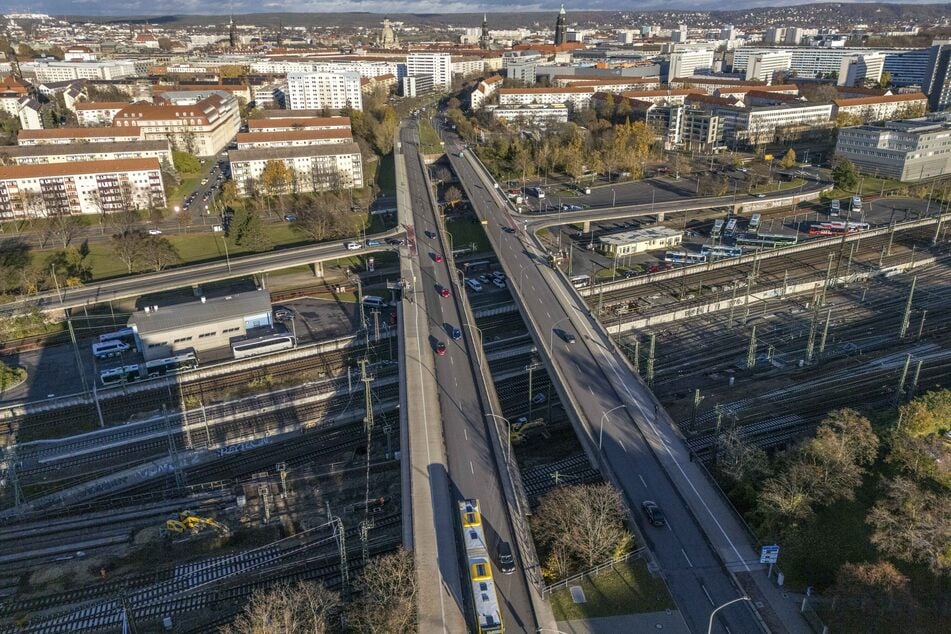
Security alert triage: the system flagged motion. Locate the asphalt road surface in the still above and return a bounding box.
[402,122,538,634]
[446,134,766,634]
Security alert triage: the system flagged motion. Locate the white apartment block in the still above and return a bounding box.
[17,99,43,131]
[18,127,143,145]
[286,72,363,111]
[406,53,452,91]
[833,93,928,123]
[0,158,166,220]
[229,143,364,197]
[111,92,241,156]
[75,101,128,126]
[740,103,834,144]
[452,56,485,76]
[486,104,569,125]
[2,140,172,166]
[247,116,352,133]
[745,52,793,83]
[668,50,714,81]
[470,75,502,110]
[498,87,595,110]
[733,47,918,80]
[23,60,137,83]
[250,59,401,79]
[235,129,354,149]
[837,53,886,87]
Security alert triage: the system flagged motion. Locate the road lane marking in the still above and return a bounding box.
[638,474,647,488]
[464,428,468,441]
[681,549,693,568]
[587,386,594,396]
[470,460,475,474]
[701,584,714,606]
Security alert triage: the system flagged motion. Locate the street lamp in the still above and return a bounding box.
[486,413,512,464]
[217,234,232,273]
[550,316,570,351]
[707,596,752,634]
[599,404,626,450]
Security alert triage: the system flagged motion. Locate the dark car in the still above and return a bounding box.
[556,329,576,344]
[642,500,666,527]
[502,226,516,234]
[435,341,447,356]
[497,542,516,574]
[273,307,293,321]
[283,214,298,222]
[386,238,405,246]
[425,230,437,239]
[451,327,462,340]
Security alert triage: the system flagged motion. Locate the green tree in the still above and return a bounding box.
[897,389,951,438]
[880,71,892,89]
[139,235,180,272]
[230,207,273,252]
[172,151,201,174]
[832,158,859,191]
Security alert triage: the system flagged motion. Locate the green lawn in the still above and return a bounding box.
[445,218,490,253]
[376,152,396,197]
[418,119,444,155]
[549,560,674,620]
[751,178,806,194]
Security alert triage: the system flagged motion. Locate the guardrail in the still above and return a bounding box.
[542,548,648,596]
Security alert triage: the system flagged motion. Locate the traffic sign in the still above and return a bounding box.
[760,545,780,564]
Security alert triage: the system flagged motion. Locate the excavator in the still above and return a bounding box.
[164,511,231,538]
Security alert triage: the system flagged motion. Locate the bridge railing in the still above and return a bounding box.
[542,548,649,597]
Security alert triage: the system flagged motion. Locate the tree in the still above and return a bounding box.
[867,477,951,574]
[779,148,798,169]
[757,461,817,530]
[830,562,914,632]
[715,428,768,485]
[832,158,860,191]
[45,214,83,249]
[260,160,292,197]
[897,389,951,438]
[347,549,416,634]
[175,207,193,233]
[880,71,892,90]
[443,185,463,209]
[798,409,878,504]
[139,235,180,272]
[0,238,32,295]
[172,150,201,175]
[220,180,240,210]
[230,207,273,252]
[220,581,340,634]
[111,230,146,273]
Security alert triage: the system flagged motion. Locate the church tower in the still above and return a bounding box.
[479,14,490,50]
[554,4,568,46]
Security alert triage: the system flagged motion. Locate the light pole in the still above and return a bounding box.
[707,597,752,634]
[599,404,626,450]
[486,413,512,463]
[217,234,232,272]
[550,316,570,351]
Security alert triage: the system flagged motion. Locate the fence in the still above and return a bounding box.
[542,548,648,597]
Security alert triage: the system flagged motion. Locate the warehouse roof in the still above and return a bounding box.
[129,290,272,335]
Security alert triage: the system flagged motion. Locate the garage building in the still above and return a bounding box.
[129,290,273,360]
[598,227,684,257]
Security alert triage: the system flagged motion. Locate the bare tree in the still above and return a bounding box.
[139,235,180,272]
[220,580,341,634]
[347,548,416,634]
[867,477,951,575]
[46,213,83,248]
[111,230,145,273]
[830,561,915,632]
[716,427,768,484]
[443,185,463,209]
[799,409,878,504]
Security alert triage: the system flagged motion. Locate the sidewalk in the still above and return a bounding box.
[558,611,690,634]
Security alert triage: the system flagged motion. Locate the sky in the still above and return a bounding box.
[8,0,948,17]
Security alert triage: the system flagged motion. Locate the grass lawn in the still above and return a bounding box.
[376,152,396,197]
[549,560,674,620]
[418,119,444,155]
[751,178,806,194]
[445,218,490,253]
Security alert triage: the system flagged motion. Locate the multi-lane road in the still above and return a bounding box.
[401,122,539,633]
[446,132,773,633]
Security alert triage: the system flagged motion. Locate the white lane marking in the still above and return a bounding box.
[701,584,714,606]
[470,460,475,474]
[618,440,625,451]
[681,549,694,568]
[587,386,595,396]
[545,265,753,573]
[450,356,454,365]
[638,475,648,488]
[464,428,468,441]
[546,311,551,319]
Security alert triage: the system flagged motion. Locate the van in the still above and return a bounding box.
[534,187,546,199]
[465,279,483,292]
[362,296,387,308]
[92,340,130,359]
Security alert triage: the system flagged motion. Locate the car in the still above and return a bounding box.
[497,542,516,574]
[346,242,363,250]
[386,238,405,246]
[274,308,293,321]
[433,253,444,263]
[201,178,209,185]
[478,274,491,284]
[502,226,516,234]
[200,159,207,165]
[490,271,505,281]
[557,329,577,344]
[756,193,767,198]
[492,278,506,289]
[366,239,382,246]
[283,214,298,222]
[425,230,436,239]
[451,327,462,340]
[435,341,447,356]
[147,229,162,235]
[439,287,451,298]
[532,393,547,405]
[642,500,666,527]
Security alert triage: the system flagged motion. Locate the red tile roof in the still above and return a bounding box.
[0,158,161,180]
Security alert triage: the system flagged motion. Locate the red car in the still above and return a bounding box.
[433,253,444,263]
[435,342,447,356]
[439,287,451,298]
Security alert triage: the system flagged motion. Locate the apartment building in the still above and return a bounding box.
[75,101,129,126]
[667,50,714,81]
[835,114,951,181]
[734,46,925,84]
[286,72,363,111]
[229,143,364,197]
[1,140,172,166]
[0,158,166,219]
[833,93,928,123]
[111,92,241,156]
[235,129,353,149]
[745,52,793,83]
[406,53,452,91]
[837,53,886,87]
[498,87,595,110]
[551,76,661,91]
[486,103,569,125]
[23,60,136,83]
[18,127,144,145]
[470,75,502,110]
[247,116,352,133]
[401,75,435,97]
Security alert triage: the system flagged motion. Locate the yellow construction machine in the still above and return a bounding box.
[164,511,231,538]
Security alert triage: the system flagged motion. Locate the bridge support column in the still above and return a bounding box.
[581,220,591,233]
[655,211,666,222]
[312,261,324,278]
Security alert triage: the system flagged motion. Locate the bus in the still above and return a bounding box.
[701,244,743,259]
[145,352,198,377]
[830,199,841,217]
[99,328,137,350]
[232,334,296,359]
[724,218,738,237]
[570,274,591,288]
[735,233,798,248]
[459,499,504,634]
[99,364,143,387]
[748,214,761,233]
[808,221,871,236]
[851,196,862,214]
[711,218,725,238]
[664,251,707,264]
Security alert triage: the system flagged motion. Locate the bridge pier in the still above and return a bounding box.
[312,260,324,277]
[655,211,666,222]
[581,220,591,233]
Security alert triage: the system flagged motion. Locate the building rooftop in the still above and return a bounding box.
[1,140,170,158]
[599,226,683,246]
[236,129,353,144]
[833,92,927,107]
[129,290,272,335]
[18,127,142,140]
[247,116,352,130]
[74,101,131,110]
[228,141,362,162]
[0,157,161,180]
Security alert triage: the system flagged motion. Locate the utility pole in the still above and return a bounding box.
[895,354,911,404]
[2,445,23,508]
[746,326,757,369]
[259,483,271,523]
[916,310,927,341]
[899,276,916,340]
[332,516,350,599]
[361,359,374,433]
[162,405,185,493]
[646,333,656,388]
[909,359,923,397]
[692,388,704,430]
[277,462,288,499]
[818,308,832,356]
[805,289,821,363]
[632,337,640,374]
[66,311,89,395]
[728,284,738,328]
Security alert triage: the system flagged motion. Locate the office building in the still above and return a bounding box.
[683,109,723,152]
[764,27,786,45]
[504,57,538,84]
[405,53,451,91]
[75,101,129,126]
[745,52,793,84]
[734,46,925,83]
[0,158,165,220]
[229,143,364,197]
[401,74,435,97]
[667,50,714,82]
[286,72,363,111]
[17,127,144,145]
[247,116,352,133]
[835,114,951,181]
[837,53,886,87]
[129,290,274,361]
[833,93,928,122]
[22,59,136,83]
[598,227,683,257]
[923,42,951,112]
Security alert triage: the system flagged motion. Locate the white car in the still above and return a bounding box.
[148,229,163,235]
[346,242,363,250]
